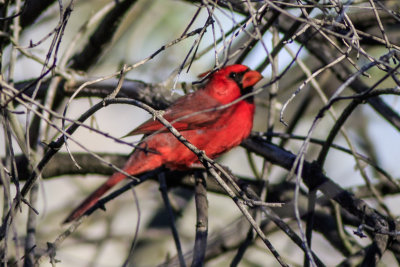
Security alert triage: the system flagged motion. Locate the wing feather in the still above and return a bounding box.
[126,90,224,136]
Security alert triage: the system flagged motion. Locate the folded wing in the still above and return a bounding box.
[126,89,225,135]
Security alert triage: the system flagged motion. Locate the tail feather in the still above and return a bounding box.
[63,172,126,223]
[64,150,164,223]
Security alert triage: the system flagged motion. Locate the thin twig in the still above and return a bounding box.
[158,173,187,267]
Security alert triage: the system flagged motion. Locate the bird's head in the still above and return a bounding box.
[201,64,263,104]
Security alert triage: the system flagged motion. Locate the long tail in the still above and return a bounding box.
[63,171,127,223]
[63,149,163,223]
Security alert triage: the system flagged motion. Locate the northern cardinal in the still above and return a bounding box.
[64,64,262,223]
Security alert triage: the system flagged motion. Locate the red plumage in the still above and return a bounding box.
[64,64,262,223]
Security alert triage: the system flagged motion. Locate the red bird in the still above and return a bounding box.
[64,64,262,222]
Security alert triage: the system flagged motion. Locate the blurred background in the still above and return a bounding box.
[1,0,400,266]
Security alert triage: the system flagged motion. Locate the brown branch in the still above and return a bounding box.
[14,77,173,109]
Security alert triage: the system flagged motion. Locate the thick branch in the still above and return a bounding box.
[69,0,139,71]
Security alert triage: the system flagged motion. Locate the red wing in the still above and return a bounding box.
[126,90,224,136]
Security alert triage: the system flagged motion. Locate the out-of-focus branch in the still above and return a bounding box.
[15,78,174,109]
[69,0,139,71]
[20,0,55,28]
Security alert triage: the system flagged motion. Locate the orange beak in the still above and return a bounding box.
[242,70,263,88]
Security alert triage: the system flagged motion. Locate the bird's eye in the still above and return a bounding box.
[229,72,238,80]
